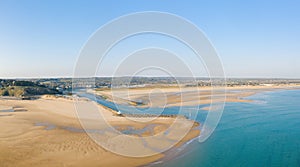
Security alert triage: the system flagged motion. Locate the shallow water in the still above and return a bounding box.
[76,91,206,119]
[116,124,157,136]
[152,90,300,167]
[76,89,300,166]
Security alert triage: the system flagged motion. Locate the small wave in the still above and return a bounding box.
[251,100,267,104]
[147,160,163,166]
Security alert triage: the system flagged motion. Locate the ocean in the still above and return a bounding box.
[154,89,300,167]
[77,89,300,167]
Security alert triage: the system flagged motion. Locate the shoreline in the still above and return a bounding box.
[140,86,300,166]
[92,84,300,109]
[0,85,299,166]
[0,95,199,167]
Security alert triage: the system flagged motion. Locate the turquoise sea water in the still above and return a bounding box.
[77,89,300,167]
[154,90,300,167]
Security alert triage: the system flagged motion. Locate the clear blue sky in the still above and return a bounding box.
[0,0,299,78]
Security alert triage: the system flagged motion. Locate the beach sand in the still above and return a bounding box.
[1,84,299,166]
[0,97,199,167]
[93,84,300,108]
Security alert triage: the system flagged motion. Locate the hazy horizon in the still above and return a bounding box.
[1,76,300,80]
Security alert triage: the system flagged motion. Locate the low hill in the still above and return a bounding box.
[0,86,60,97]
[0,80,61,97]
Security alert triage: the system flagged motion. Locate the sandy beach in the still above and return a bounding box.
[0,96,199,167]
[93,84,300,108]
[1,84,299,166]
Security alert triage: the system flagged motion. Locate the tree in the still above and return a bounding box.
[2,89,9,96]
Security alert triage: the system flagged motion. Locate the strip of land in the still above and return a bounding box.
[92,84,300,108]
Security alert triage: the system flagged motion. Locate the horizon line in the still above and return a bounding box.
[1,76,300,80]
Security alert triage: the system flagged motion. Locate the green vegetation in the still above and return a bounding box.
[0,80,60,97]
[0,86,60,97]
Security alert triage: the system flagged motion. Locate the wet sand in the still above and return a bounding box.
[0,97,199,167]
[1,84,299,166]
[93,84,300,108]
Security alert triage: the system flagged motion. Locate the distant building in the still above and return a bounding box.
[261,84,274,87]
[56,87,63,92]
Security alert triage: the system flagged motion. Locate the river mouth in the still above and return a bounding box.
[74,90,205,120]
[71,90,203,162]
